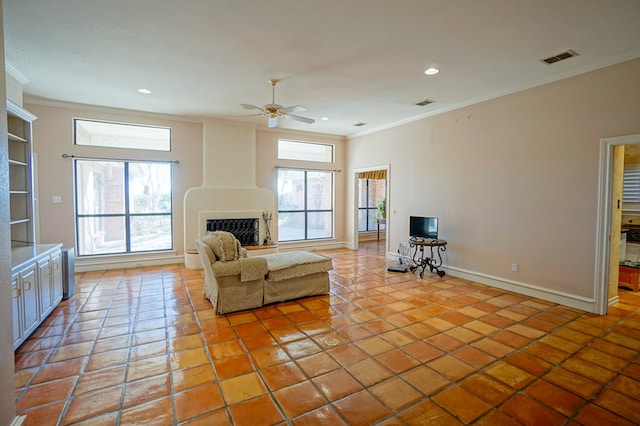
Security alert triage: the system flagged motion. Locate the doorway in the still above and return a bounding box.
[353,165,389,251]
[596,133,640,315]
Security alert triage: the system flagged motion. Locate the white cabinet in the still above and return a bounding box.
[51,250,63,303]
[17,263,39,340]
[37,256,53,320]
[11,275,23,349]
[12,245,63,350]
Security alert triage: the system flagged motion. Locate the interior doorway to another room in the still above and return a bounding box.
[355,167,388,251]
[597,133,640,315]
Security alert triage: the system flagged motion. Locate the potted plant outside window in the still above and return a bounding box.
[377,198,386,219]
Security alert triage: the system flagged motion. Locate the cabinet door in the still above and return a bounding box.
[51,250,63,304]
[38,256,53,319]
[11,274,23,349]
[20,264,39,337]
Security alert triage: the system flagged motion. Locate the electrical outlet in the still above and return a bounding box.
[52,196,62,204]
[512,263,518,272]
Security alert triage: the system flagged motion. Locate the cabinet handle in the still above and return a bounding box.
[53,262,59,270]
[24,281,31,291]
[13,288,20,298]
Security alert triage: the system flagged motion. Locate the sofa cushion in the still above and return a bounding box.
[201,231,241,262]
[260,251,333,282]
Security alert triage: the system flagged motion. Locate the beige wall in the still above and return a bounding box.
[347,57,640,309]
[26,102,204,265]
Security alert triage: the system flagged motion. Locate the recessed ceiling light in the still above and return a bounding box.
[424,67,439,75]
[137,88,152,94]
[320,117,329,121]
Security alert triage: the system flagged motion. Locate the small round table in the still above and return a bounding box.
[408,238,447,278]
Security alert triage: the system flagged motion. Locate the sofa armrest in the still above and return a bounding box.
[212,256,268,281]
[239,257,268,282]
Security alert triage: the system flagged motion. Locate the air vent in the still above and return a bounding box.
[354,122,367,127]
[542,49,578,64]
[416,99,435,107]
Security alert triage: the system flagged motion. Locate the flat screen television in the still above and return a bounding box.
[410,216,438,240]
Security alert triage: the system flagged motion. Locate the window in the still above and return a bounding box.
[358,178,386,232]
[624,164,640,202]
[75,160,173,255]
[278,140,333,162]
[74,119,171,151]
[278,169,334,241]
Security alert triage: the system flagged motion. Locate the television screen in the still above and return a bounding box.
[410,216,438,240]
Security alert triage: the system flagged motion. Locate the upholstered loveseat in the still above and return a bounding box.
[195,231,332,314]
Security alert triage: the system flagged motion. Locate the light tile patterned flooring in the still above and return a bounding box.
[14,241,640,425]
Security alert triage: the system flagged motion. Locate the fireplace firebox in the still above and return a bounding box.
[206,218,259,246]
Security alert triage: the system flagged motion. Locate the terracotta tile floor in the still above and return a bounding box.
[14,241,640,425]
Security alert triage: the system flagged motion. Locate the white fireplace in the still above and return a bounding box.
[183,119,276,267]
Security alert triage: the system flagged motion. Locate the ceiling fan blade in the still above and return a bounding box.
[241,104,265,112]
[268,116,279,128]
[284,114,315,124]
[280,105,306,114]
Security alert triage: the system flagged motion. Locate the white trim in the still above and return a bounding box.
[5,62,29,84]
[446,265,595,312]
[75,253,183,272]
[387,251,596,312]
[278,240,346,252]
[11,415,26,426]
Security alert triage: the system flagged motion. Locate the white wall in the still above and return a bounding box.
[347,58,640,311]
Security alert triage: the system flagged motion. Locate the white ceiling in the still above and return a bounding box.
[4,0,640,136]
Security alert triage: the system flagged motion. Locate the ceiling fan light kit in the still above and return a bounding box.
[242,79,315,128]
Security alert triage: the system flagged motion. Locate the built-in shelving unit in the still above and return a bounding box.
[7,100,37,247]
[6,100,64,349]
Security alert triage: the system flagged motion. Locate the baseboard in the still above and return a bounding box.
[608,295,620,306]
[278,241,348,252]
[445,266,596,313]
[75,253,184,272]
[388,252,596,313]
[11,415,26,426]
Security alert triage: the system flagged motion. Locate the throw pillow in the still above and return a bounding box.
[214,231,241,262]
[201,232,224,261]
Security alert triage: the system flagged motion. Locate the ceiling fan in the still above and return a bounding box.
[241,79,315,128]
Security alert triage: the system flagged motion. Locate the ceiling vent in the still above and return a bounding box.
[354,122,367,127]
[416,99,435,107]
[541,49,578,64]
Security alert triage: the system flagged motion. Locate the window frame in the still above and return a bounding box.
[358,177,386,232]
[74,118,172,152]
[277,139,334,162]
[74,159,174,256]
